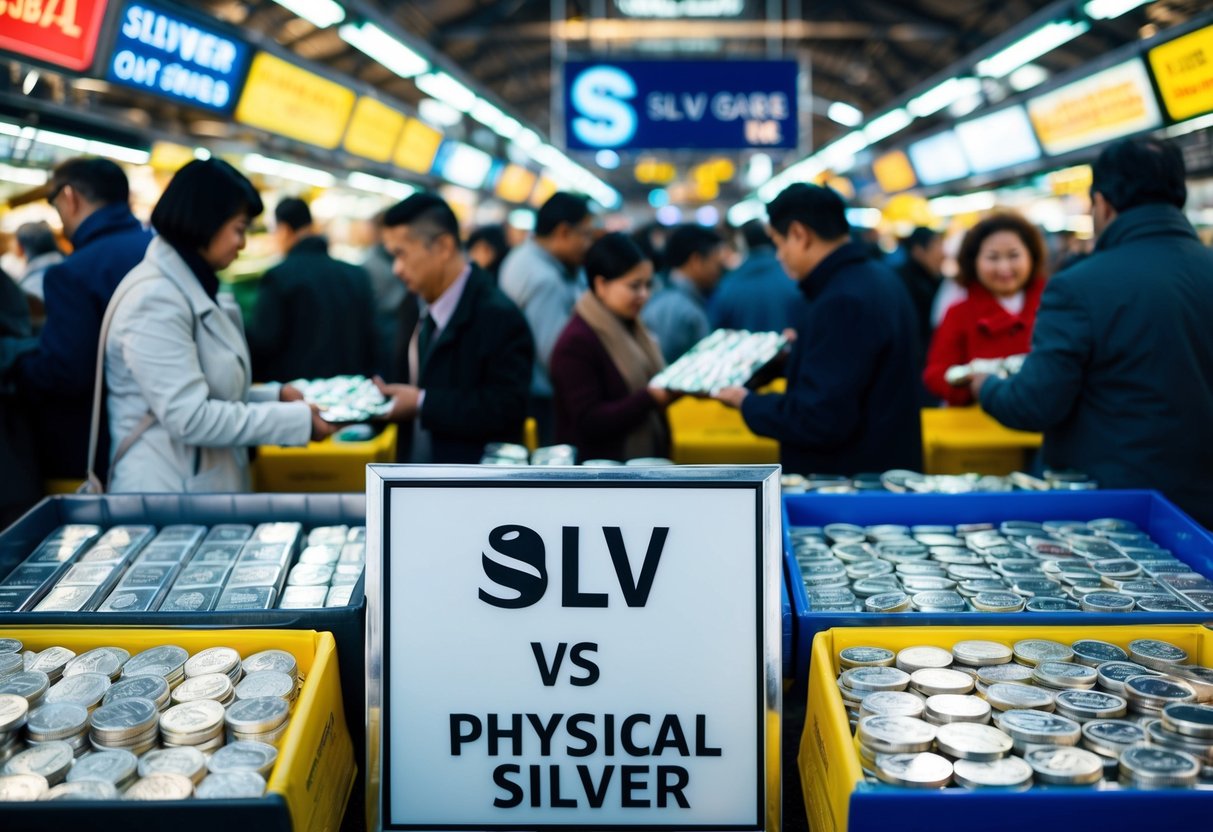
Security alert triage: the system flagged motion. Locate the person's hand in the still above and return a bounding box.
[714,386,749,409]
[309,405,337,442]
[970,373,990,400]
[781,327,798,343]
[648,386,679,407]
[279,384,305,402]
[374,375,421,421]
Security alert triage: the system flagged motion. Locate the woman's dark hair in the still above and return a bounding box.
[586,233,646,293]
[956,211,1046,288]
[152,159,263,252]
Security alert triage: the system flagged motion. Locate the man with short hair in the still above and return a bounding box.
[975,138,1213,527]
[715,184,922,475]
[13,157,152,480]
[709,220,801,333]
[14,220,63,311]
[376,193,533,464]
[896,226,945,357]
[642,224,727,363]
[247,197,377,382]
[498,192,593,442]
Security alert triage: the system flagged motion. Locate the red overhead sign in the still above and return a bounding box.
[0,0,110,72]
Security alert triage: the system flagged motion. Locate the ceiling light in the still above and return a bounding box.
[907,77,982,118]
[244,153,336,188]
[1008,64,1049,92]
[469,98,521,139]
[863,108,913,144]
[727,199,765,226]
[826,101,863,127]
[270,0,345,28]
[595,149,621,170]
[0,163,49,186]
[976,20,1090,78]
[513,129,542,150]
[1084,0,1152,20]
[418,98,462,128]
[347,172,415,199]
[414,72,476,113]
[338,22,428,79]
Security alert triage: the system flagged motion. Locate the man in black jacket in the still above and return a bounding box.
[375,193,533,464]
[248,198,377,382]
[976,138,1213,527]
[715,184,922,475]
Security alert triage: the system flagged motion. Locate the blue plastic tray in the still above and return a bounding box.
[784,490,1213,689]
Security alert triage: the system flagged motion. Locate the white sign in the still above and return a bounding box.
[366,466,780,830]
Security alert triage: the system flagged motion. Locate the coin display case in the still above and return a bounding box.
[784,491,1213,689]
[0,627,354,831]
[800,624,1213,832]
[0,494,368,769]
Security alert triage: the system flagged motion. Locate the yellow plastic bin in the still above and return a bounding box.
[255,424,397,492]
[799,623,1213,832]
[0,626,356,832]
[921,407,1042,475]
[668,380,783,465]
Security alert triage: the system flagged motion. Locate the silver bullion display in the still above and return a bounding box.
[0,641,297,801]
[836,635,1213,791]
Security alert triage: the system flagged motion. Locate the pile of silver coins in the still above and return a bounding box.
[782,469,1096,495]
[790,518,1213,614]
[837,636,1213,790]
[0,638,300,801]
[0,522,365,614]
[649,329,788,394]
[287,375,392,424]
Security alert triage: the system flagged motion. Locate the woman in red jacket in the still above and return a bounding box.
[923,212,1047,406]
[550,233,677,461]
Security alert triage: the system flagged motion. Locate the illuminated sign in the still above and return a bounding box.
[614,0,746,16]
[344,96,406,163]
[106,0,250,113]
[954,105,1041,174]
[0,0,109,71]
[430,141,493,190]
[1149,25,1213,122]
[394,117,444,174]
[1027,59,1161,156]
[907,131,970,186]
[234,52,355,149]
[495,164,538,203]
[872,151,917,193]
[564,60,798,151]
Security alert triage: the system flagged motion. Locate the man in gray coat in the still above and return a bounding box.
[976,138,1213,527]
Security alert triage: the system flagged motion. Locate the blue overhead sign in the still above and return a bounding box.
[564,59,799,151]
[106,0,250,113]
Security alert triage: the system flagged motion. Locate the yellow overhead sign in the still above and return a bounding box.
[529,175,559,208]
[344,97,406,163]
[1028,60,1161,156]
[394,118,444,174]
[495,164,538,204]
[872,151,917,194]
[1149,25,1213,121]
[235,52,355,149]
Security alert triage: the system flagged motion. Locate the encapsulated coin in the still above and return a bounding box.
[1013,639,1074,667]
[953,756,1033,789]
[224,696,291,734]
[139,747,208,784]
[1082,719,1147,757]
[3,741,74,785]
[859,691,925,719]
[183,647,241,680]
[841,666,911,693]
[1054,690,1128,721]
[103,675,169,709]
[976,664,1035,687]
[123,772,195,800]
[66,748,137,786]
[1032,661,1098,690]
[874,752,952,788]
[45,672,110,708]
[857,715,936,753]
[1128,639,1188,670]
[1025,746,1104,784]
[42,779,118,800]
[1161,703,1213,739]
[910,668,974,696]
[985,683,1055,713]
[925,694,991,725]
[952,641,1012,667]
[195,770,266,799]
[0,693,28,733]
[838,647,895,669]
[935,722,1013,761]
[0,772,49,801]
[207,741,278,778]
[996,709,1081,746]
[1071,640,1129,667]
[896,646,953,673]
[1119,745,1200,787]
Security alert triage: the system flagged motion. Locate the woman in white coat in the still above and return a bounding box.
[103,159,332,492]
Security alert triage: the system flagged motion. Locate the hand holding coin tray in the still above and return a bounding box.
[649,329,789,394]
[286,375,393,424]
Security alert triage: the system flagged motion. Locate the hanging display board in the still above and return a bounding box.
[366,465,781,831]
[0,0,109,72]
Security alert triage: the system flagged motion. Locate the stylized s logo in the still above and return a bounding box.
[571,66,638,148]
[479,525,547,609]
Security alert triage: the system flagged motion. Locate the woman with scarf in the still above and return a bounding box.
[99,159,331,492]
[550,233,676,462]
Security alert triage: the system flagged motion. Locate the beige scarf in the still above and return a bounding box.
[574,291,668,460]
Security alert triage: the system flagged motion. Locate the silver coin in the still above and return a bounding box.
[0,694,28,733]
[0,639,22,655]
[42,779,118,800]
[103,675,169,709]
[985,683,1055,713]
[45,672,110,708]
[1080,592,1135,612]
[935,722,1013,761]
[66,749,138,786]
[123,646,188,678]
[160,700,225,739]
[241,649,298,680]
[183,647,241,680]
[952,641,1012,667]
[1012,639,1074,667]
[1127,639,1188,670]
[27,647,76,678]
[925,694,991,725]
[195,770,267,799]
[1054,690,1128,721]
[838,647,896,669]
[1125,675,1196,708]
[976,664,1035,687]
[26,702,88,740]
[910,668,974,697]
[3,741,74,785]
[123,772,195,800]
[1165,664,1213,703]
[1144,719,1213,763]
[63,649,125,680]
[971,592,1026,613]
[1081,719,1147,758]
[896,646,953,673]
[1032,661,1098,691]
[857,715,936,753]
[1119,744,1201,787]
[234,671,295,702]
[171,674,233,706]
[224,696,290,734]
[138,747,208,784]
[0,653,23,680]
[859,691,925,719]
[952,756,1033,789]
[1024,746,1104,784]
[207,741,278,778]
[0,772,49,800]
[1025,597,1080,612]
[842,666,911,693]
[89,697,159,738]
[1096,661,1161,694]
[996,709,1081,745]
[1071,640,1129,668]
[1161,703,1213,739]
[865,592,910,612]
[874,751,952,788]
